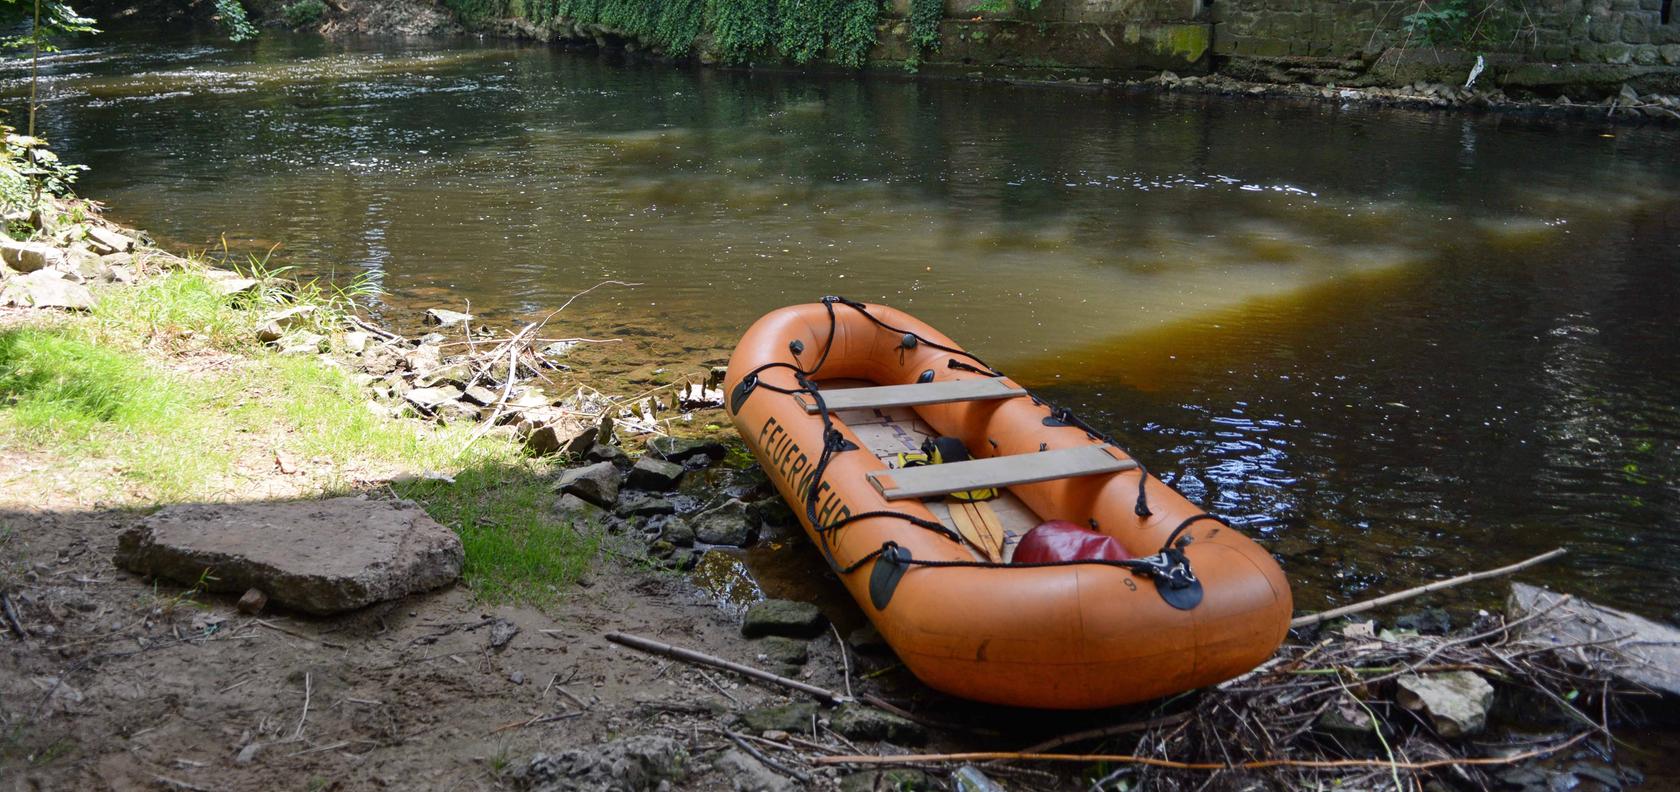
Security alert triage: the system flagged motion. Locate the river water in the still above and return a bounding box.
[7,32,1680,622]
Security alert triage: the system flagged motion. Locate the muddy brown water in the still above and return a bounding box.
[9,31,1680,640]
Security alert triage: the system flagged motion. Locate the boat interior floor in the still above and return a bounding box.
[822,379,1042,563]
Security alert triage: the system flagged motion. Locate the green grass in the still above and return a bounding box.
[0,266,597,603]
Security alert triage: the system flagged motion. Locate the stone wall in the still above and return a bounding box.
[1213,0,1680,77]
[453,0,1680,92]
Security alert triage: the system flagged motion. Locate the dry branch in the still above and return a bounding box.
[1290,548,1566,628]
[605,632,847,705]
[814,731,1590,771]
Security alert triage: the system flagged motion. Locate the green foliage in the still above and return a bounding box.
[0,129,85,216]
[829,0,878,68]
[908,0,939,51]
[707,0,772,62]
[0,0,97,53]
[213,0,259,41]
[445,0,509,25]
[650,0,703,52]
[774,0,830,63]
[479,0,886,67]
[282,0,327,26]
[1401,0,1523,48]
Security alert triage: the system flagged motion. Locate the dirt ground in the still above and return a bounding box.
[0,490,949,791]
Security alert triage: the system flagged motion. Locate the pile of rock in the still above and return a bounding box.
[0,223,147,311]
[550,436,791,568]
[251,300,729,456]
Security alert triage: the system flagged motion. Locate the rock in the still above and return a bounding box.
[742,598,826,639]
[734,701,818,734]
[461,385,500,406]
[695,499,757,546]
[404,343,442,371]
[541,340,577,357]
[1510,582,1680,698]
[832,703,926,745]
[404,385,463,412]
[488,617,519,649]
[0,239,64,272]
[413,362,471,388]
[255,306,317,342]
[433,400,482,424]
[746,497,796,529]
[648,436,726,465]
[751,636,809,667]
[1395,671,1494,737]
[516,736,686,792]
[617,494,676,519]
[30,676,84,715]
[0,270,93,310]
[627,456,685,491]
[843,769,934,792]
[423,307,472,327]
[715,749,794,792]
[113,497,463,615]
[85,226,134,254]
[234,742,262,765]
[204,272,256,296]
[342,331,371,353]
[1393,608,1452,635]
[522,418,598,459]
[557,461,621,508]
[661,547,700,571]
[847,624,888,653]
[660,517,695,547]
[1315,698,1380,745]
[586,443,632,469]
[278,332,328,355]
[950,766,1006,792]
[553,493,608,528]
[361,347,401,376]
[236,588,268,615]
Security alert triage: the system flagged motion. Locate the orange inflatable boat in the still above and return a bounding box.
[725,299,1292,710]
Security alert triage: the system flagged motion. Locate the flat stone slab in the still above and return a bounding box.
[114,497,463,615]
[741,598,826,639]
[1510,582,1680,698]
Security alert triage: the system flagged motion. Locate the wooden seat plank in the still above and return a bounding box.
[799,378,1024,414]
[869,445,1137,501]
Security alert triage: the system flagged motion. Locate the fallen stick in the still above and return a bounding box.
[347,315,401,342]
[1,592,28,640]
[1290,548,1567,629]
[721,728,812,784]
[605,632,846,705]
[813,731,1590,771]
[293,672,312,740]
[253,619,349,650]
[830,623,854,700]
[1017,712,1191,754]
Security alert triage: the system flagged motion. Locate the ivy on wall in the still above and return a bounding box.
[451,0,887,66]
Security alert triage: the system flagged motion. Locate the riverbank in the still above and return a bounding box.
[253,0,1680,123]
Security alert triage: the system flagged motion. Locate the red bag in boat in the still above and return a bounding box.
[1013,520,1132,563]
